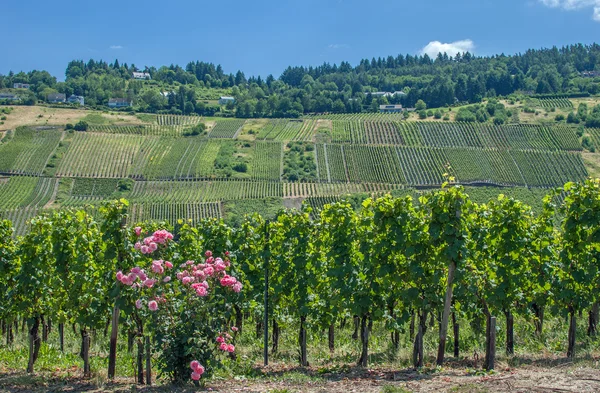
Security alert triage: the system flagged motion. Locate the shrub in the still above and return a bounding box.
[555,114,565,121]
[233,162,248,173]
[567,112,579,124]
[121,231,243,384]
[183,123,207,137]
[65,123,74,130]
[418,110,427,119]
[415,99,427,111]
[434,110,442,119]
[74,121,88,131]
[582,136,595,152]
[117,178,134,192]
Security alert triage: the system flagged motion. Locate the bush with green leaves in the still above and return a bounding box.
[116,224,243,383]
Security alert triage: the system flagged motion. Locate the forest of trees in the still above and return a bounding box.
[1,43,600,117]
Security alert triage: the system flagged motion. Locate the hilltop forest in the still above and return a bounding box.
[1,44,600,117]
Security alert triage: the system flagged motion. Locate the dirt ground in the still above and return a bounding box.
[1,363,599,393]
[0,106,144,131]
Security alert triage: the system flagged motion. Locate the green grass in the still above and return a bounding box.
[79,113,111,124]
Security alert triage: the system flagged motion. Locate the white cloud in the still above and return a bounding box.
[538,0,600,21]
[419,40,475,58]
[110,45,123,50]
[328,43,350,49]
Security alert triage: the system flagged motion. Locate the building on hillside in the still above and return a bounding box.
[108,98,132,108]
[218,96,235,105]
[68,95,85,105]
[0,93,19,101]
[47,93,66,103]
[365,91,406,98]
[13,83,31,89]
[379,104,404,113]
[366,92,387,97]
[581,71,600,78]
[132,72,151,80]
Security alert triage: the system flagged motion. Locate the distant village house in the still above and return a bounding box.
[132,72,151,80]
[580,71,600,78]
[379,104,404,113]
[366,91,406,98]
[0,93,19,101]
[218,96,235,105]
[108,98,132,108]
[68,95,85,105]
[47,93,66,103]
[13,83,31,89]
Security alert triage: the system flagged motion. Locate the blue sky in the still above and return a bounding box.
[2,0,599,80]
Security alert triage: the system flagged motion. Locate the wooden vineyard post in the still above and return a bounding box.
[108,215,127,380]
[452,311,459,358]
[263,219,270,367]
[145,336,151,385]
[437,260,456,365]
[485,316,496,371]
[107,304,119,379]
[83,331,91,378]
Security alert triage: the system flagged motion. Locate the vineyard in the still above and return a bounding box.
[0,127,62,175]
[0,114,596,236]
[529,96,574,109]
[208,119,246,138]
[1,179,600,391]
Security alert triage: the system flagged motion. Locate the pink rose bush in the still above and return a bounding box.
[116,226,243,384]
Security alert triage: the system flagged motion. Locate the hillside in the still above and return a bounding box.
[1,104,597,235]
[2,44,600,118]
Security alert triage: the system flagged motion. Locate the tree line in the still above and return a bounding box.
[1,44,600,116]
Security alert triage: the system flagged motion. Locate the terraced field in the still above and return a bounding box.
[0,114,595,233]
[0,128,62,175]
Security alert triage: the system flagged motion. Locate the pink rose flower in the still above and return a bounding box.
[134,242,142,251]
[195,286,208,297]
[135,299,143,309]
[152,261,164,274]
[231,326,239,332]
[203,266,215,277]
[190,360,200,370]
[163,276,171,283]
[144,279,156,288]
[148,300,158,311]
[116,271,123,281]
[134,226,142,236]
[219,342,228,351]
[227,344,235,353]
[191,371,201,381]
[216,336,225,344]
[232,282,242,293]
[165,261,173,269]
[205,250,213,258]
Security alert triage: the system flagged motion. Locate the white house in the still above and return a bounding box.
[13,83,31,89]
[379,104,403,113]
[68,95,85,106]
[108,98,132,108]
[132,72,151,80]
[365,91,405,98]
[218,96,235,105]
